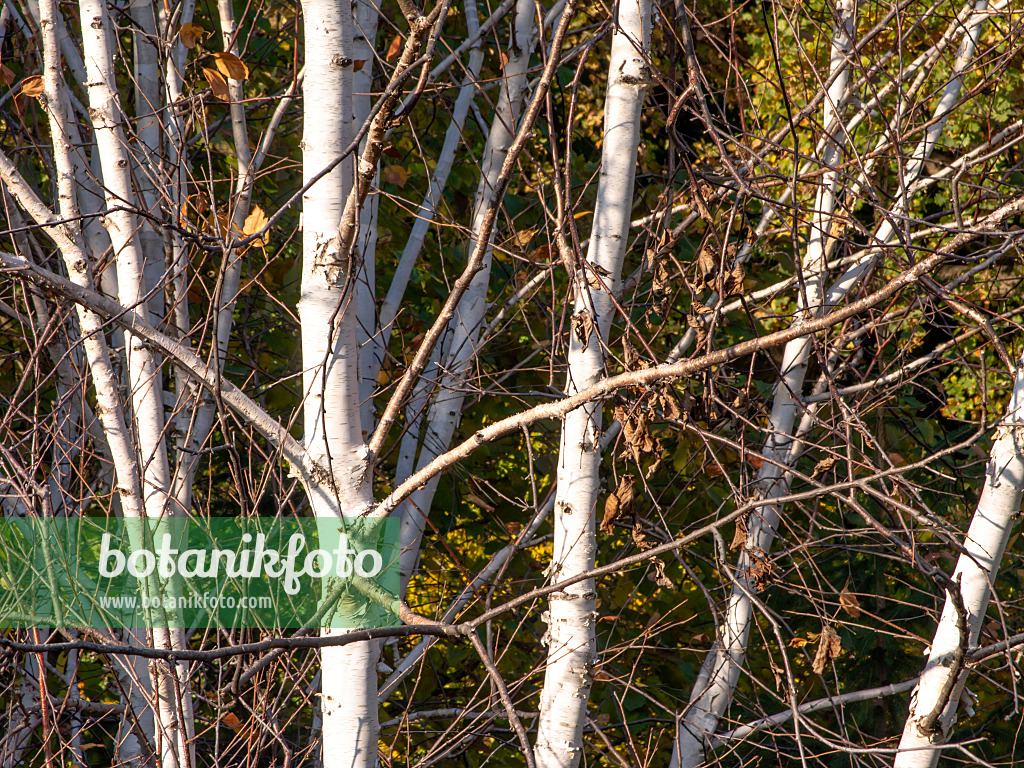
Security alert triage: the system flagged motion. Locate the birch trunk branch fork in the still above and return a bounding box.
[78,0,193,764]
[35,6,155,764]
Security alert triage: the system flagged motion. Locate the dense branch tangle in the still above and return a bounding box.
[1,0,1024,767]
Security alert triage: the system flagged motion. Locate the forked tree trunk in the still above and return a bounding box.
[534,1,651,765]
[32,4,155,764]
[893,352,1024,767]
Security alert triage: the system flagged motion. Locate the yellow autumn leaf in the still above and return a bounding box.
[242,205,268,247]
[512,227,538,248]
[179,22,207,49]
[212,51,249,81]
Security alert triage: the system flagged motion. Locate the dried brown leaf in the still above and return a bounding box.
[747,550,773,591]
[631,521,651,550]
[20,75,43,97]
[659,388,681,420]
[697,247,716,277]
[465,492,495,513]
[386,34,403,61]
[0,64,15,87]
[811,456,836,479]
[512,227,537,248]
[601,474,635,534]
[352,59,367,72]
[812,625,842,674]
[203,68,230,100]
[723,263,745,297]
[650,557,673,589]
[769,659,785,692]
[526,244,552,263]
[730,518,748,550]
[839,587,862,619]
[572,309,594,347]
[653,258,673,296]
[383,165,409,187]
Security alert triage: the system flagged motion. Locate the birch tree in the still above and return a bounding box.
[2,1,1024,767]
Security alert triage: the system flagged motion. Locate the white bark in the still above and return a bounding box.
[354,0,382,432]
[298,2,378,766]
[27,6,157,764]
[893,353,1024,767]
[672,3,856,765]
[396,0,538,589]
[78,2,192,765]
[372,0,484,389]
[534,1,651,765]
[128,0,165,323]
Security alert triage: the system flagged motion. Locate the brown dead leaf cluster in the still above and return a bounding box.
[691,241,745,297]
[601,474,635,534]
[745,549,773,591]
[812,625,842,674]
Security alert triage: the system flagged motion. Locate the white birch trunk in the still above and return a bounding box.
[128,0,165,323]
[534,1,651,765]
[354,0,382,432]
[672,4,856,765]
[28,5,156,764]
[396,0,538,588]
[298,2,379,766]
[78,2,192,765]
[893,353,1024,768]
